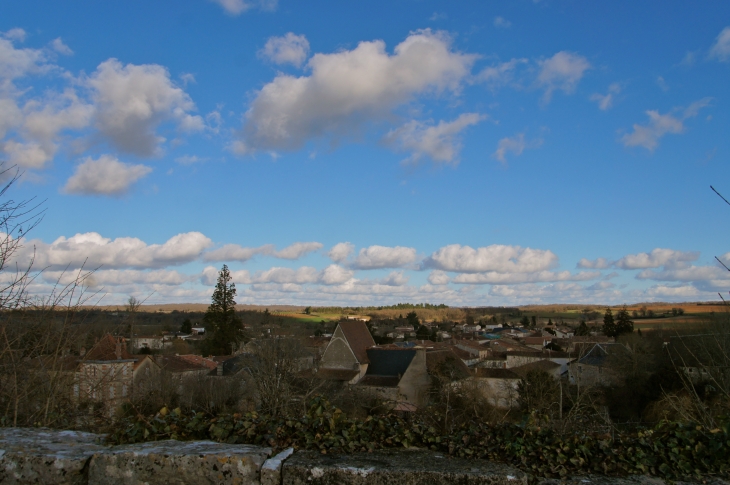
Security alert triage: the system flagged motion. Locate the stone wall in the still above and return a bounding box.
[0,428,722,485]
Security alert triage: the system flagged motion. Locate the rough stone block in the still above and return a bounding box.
[87,439,271,485]
[0,427,107,485]
[261,447,294,485]
[282,449,528,485]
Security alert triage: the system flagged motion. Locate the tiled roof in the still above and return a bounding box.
[177,354,217,370]
[578,343,629,367]
[155,355,211,373]
[84,334,134,361]
[426,350,471,380]
[338,321,375,364]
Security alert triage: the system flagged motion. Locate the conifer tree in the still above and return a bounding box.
[614,305,634,337]
[201,264,244,355]
[602,307,617,337]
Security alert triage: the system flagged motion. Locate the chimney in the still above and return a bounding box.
[217,363,223,376]
[115,340,122,360]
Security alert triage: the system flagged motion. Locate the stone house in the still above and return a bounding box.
[358,348,430,410]
[318,321,376,384]
[75,335,136,416]
[568,343,628,387]
[504,350,573,375]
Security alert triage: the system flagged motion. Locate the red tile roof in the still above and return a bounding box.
[338,321,375,364]
[84,334,134,361]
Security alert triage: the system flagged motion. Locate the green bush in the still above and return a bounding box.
[109,398,729,480]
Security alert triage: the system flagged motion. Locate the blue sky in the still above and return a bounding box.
[1,0,729,306]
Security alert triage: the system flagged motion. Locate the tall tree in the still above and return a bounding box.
[602,307,617,337]
[614,305,634,337]
[201,265,244,355]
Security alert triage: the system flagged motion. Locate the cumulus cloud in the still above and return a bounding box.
[18,231,212,270]
[536,51,590,103]
[492,133,542,164]
[63,155,152,196]
[645,284,700,298]
[428,270,450,285]
[328,242,355,263]
[273,241,323,259]
[87,59,204,156]
[352,245,418,269]
[319,264,355,285]
[0,34,48,82]
[44,268,191,287]
[636,265,730,283]
[621,98,712,151]
[238,29,476,153]
[209,0,277,15]
[577,257,612,269]
[259,33,310,68]
[385,113,484,165]
[203,244,274,262]
[452,270,599,285]
[252,266,319,284]
[380,271,409,286]
[709,26,730,62]
[50,38,73,56]
[475,58,527,89]
[2,28,26,42]
[614,248,700,269]
[590,83,621,110]
[425,244,558,273]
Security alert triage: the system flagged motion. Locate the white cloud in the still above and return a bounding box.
[175,155,208,165]
[621,98,712,151]
[425,244,558,273]
[476,58,527,89]
[328,242,355,263]
[577,257,612,269]
[590,83,621,110]
[239,29,476,153]
[709,26,730,62]
[19,231,212,270]
[452,270,599,285]
[614,248,700,269]
[2,28,26,42]
[493,133,541,164]
[203,241,322,262]
[428,270,450,285]
[536,51,590,103]
[381,271,409,286]
[493,17,512,29]
[50,38,73,56]
[352,245,418,269]
[63,155,152,196]
[385,113,484,165]
[44,268,191,287]
[273,241,323,259]
[636,265,729,282]
[0,35,48,83]
[645,284,700,298]
[259,33,310,68]
[253,266,319,284]
[319,264,355,285]
[209,0,277,15]
[87,59,204,157]
[203,244,274,262]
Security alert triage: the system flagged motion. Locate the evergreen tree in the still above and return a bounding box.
[201,264,244,355]
[520,316,530,327]
[406,311,420,327]
[614,305,634,337]
[530,315,537,327]
[575,321,590,336]
[180,318,193,334]
[602,307,617,337]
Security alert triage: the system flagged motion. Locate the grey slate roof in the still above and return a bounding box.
[365,348,416,377]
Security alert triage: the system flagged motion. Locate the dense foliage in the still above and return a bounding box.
[110,398,729,481]
[200,265,245,355]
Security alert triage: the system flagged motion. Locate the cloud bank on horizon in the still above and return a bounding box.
[1,0,729,306]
